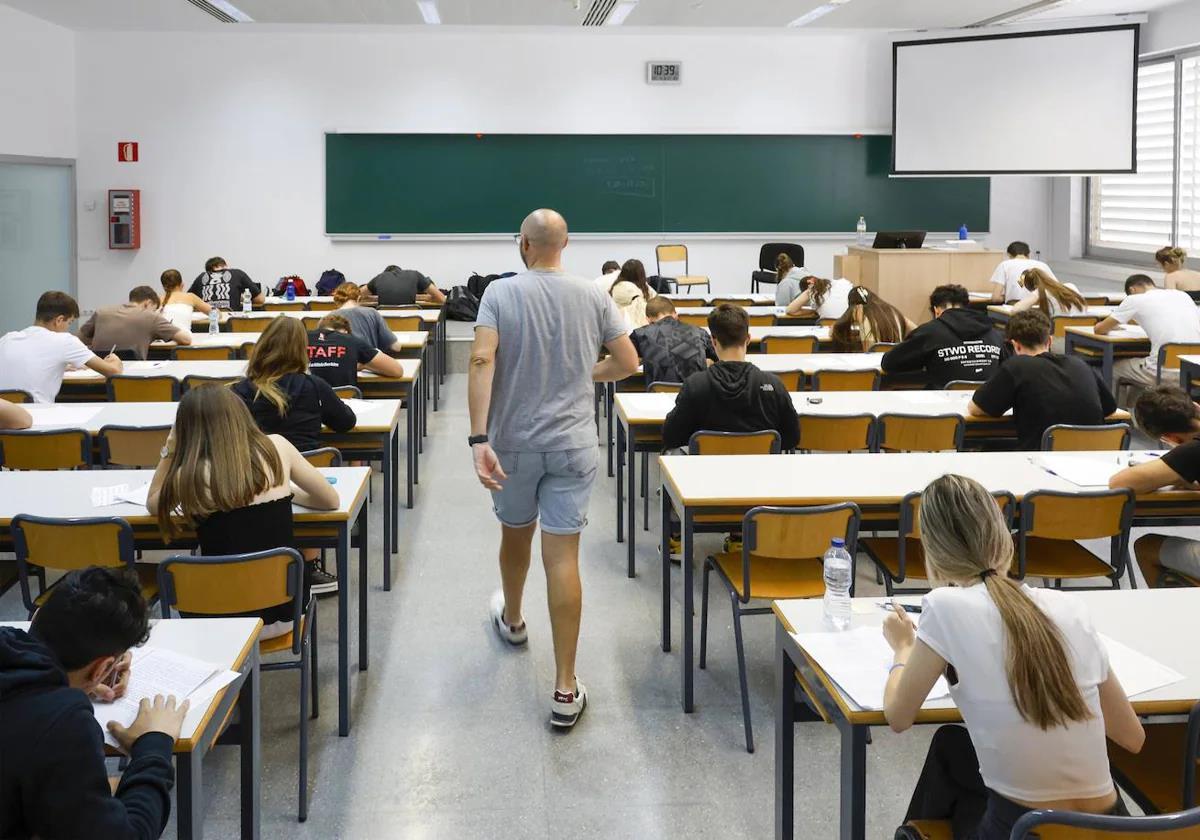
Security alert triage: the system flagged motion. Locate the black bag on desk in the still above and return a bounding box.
[466,271,517,300]
[444,286,480,321]
[647,275,674,294]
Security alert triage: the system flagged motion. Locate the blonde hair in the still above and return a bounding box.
[1021,268,1086,315]
[919,474,1092,730]
[332,282,362,304]
[804,276,833,309]
[245,317,308,416]
[155,386,283,539]
[1155,246,1187,269]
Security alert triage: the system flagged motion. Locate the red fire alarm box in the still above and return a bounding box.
[108,189,140,250]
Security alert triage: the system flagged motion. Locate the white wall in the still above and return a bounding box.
[0,5,76,159]
[72,27,1046,308]
[1143,0,1200,54]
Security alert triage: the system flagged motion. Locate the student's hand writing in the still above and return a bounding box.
[472,443,507,491]
[882,602,916,654]
[107,694,190,752]
[105,353,124,372]
[89,651,132,702]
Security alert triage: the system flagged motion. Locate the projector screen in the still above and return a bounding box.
[892,25,1138,175]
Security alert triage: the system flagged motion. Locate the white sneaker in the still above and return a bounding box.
[551,679,588,730]
[489,590,527,646]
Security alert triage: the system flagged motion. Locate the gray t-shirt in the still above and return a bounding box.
[775,266,813,306]
[476,269,626,451]
[342,306,397,352]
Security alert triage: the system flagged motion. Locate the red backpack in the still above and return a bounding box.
[272,275,310,296]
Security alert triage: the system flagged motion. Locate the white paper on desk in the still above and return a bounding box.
[1031,454,1127,487]
[115,483,150,507]
[25,405,103,428]
[792,626,951,711]
[1100,634,1185,698]
[91,484,131,507]
[898,392,971,406]
[339,398,374,419]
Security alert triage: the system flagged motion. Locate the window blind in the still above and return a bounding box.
[1179,55,1200,252]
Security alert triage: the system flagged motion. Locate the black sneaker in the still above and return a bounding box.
[308,563,338,596]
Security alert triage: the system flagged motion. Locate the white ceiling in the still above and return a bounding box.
[0,0,1185,30]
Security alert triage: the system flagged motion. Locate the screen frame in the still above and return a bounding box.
[891,23,1139,176]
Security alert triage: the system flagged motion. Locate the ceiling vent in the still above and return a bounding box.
[582,0,619,26]
[183,0,253,23]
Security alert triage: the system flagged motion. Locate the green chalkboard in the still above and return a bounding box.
[325,133,990,235]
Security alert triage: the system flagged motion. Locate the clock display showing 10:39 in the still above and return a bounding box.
[646,61,682,85]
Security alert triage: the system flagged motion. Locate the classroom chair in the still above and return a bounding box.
[876,413,965,453]
[688,430,780,457]
[678,312,709,329]
[0,428,91,470]
[300,316,324,331]
[1157,342,1200,384]
[700,502,861,752]
[773,370,804,391]
[1016,488,1135,589]
[158,548,317,821]
[669,297,705,308]
[1010,804,1200,838]
[762,335,817,354]
[746,314,777,327]
[181,375,239,393]
[238,342,257,360]
[229,318,262,333]
[647,381,683,394]
[818,318,838,328]
[332,385,363,400]
[106,374,180,403]
[384,315,424,333]
[945,380,985,391]
[750,243,804,293]
[1083,295,1110,306]
[811,369,880,391]
[656,244,710,294]
[306,301,338,311]
[868,342,897,353]
[1041,423,1132,452]
[301,447,343,468]
[12,515,155,618]
[98,425,172,469]
[797,414,876,453]
[1051,314,1100,339]
[0,389,32,403]
[862,490,1015,595]
[1108,699,1200,817]
[264,301,306,312]
[173,346,236,361]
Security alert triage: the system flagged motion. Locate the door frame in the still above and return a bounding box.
[0,154,78,300]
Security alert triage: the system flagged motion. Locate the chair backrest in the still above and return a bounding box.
[812,369,881,391]
[1083,295,1109,306]
[745,314,777,327]
[228,318,262,333]
[877,414,965,453]
[264,301,305,311]
[867,342,897,353]
[797,414,875,452]
[332,385,362,400]
[385,315,424,332]
[173,345,235,361]
[758,243,805,271]
[1041,423,1132,452]
[647,381,683,394]
[1159,343,1200,376]
[670,297,705,308]
[687,430,781,456]
[238,342,256,360]
[744,503,861,562]
[182,375,239,393]
[12,514,134,573]
[300,316,324,331]
[1051,314,1100,338]
[107,375,180,403]
[301,447,344,468]
[98,424,172,468]
[763,335,817,354]
[1021,488,1134,542]
[900,490,1015,541]
[773,370,804,391]
[818,318,838,328]
[0,429,90,470]
[945,380,984,391]
[306,300,338,311]
[1010,804,1200,838]
[679,312,709,329]
[656,244,688,276]
[0,389,32,404]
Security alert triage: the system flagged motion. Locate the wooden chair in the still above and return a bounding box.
[11,515,155,617]
[300,316,324,331]
[1083,295,1110,306]
[811,369,880,391]
[332,386,362,400]
[895,821,954,840]
[818,318,838,328]
[655,244,710,294]
[762,335,816,354]
[944,380,984,391]
[238,342,257,360]
[0,429,90,470]
[0,389,32,403]
[647,381,682,394]
[773,370,804,391]
[862,490,1015,595]
[1041,423,1132,451]
[264,301,305,312]
[229,318,262,333]
[688,430,780,457]
[301,447,343,468]
[1016,488,1135,589]
[106,375,180,403]
[1158,342,1200,384]
[98,425,172,468]
[182,375,239,392]
[306,301,338,311]
[1051,314,1100,338]
[746,314,776,327]
[669,297,705,308]
[797,414,875,452]
[384,315,424,332]
[678,312,709,329]
[172,346,235,361]
[700,503,861,752]
[876,414,965,453]
[158,548,317,821]
[867,342,896,353]
[1011,803,1200,838]
[1108,699,1200,818]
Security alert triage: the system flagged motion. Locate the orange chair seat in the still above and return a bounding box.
[903,821,953,840]
[1022,537,1117,579]
[1109,722,1200,815]
[675,275,709,286]
[712,551,825,600]
[257,615,310,655]
[860,537,928,582]
[33,563,158,607]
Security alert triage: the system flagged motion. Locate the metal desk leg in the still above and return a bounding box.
[607,382,615,477]
[837,721,868,840]
[177,749,204,840]
[337,522,351,736]
[415,378,423,470]
[382,431,393,587]
[681,509,695,713]
[774,626,796,840]
[1101,343,1115,392]
[359,504,369,668]
[406,390,415,509]
[239,646,262,840]
[616,420,625,544]
[661,488,671,652]
[626,418,636,578]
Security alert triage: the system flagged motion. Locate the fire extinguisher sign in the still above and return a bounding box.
[118,142,139,162]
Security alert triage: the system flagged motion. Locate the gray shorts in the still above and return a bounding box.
[1160,537,1200,579]
[490,447,598,535]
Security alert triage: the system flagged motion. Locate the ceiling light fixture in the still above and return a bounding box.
[788,0,852,28]
[205,0,254,22]
[606,1,639,26]
[416,0,442,24]
[969,0,1078,27]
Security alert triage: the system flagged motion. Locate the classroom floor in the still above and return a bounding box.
[0,373,1162,839]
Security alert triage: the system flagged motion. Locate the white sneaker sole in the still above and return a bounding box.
[489,591,527,646]
[551,691,587,729]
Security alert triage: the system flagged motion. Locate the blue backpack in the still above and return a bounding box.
[316,269,346,295]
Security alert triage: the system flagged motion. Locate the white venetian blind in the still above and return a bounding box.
[1179,55,1200,252]
[1089,60,1177,256]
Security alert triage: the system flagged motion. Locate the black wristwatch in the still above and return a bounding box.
[468,434,489,447]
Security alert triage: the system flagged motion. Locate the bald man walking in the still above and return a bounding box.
[469,209,638,729]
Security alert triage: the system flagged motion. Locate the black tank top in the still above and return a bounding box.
[195,496,298,624]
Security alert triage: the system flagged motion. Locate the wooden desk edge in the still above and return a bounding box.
[174,618,263,753]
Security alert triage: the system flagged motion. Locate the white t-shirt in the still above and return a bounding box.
[814,277,854,320]
[0,325,96,403]
[989,258,1056,302]
[1109,287,1200,371]
[595,271,620,293]
[917,584,1112,804]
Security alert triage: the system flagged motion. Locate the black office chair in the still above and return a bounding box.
[751,243,805,293]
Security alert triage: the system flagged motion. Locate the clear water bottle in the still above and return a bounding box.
[285,279,296,302]
[208,309,219,335]
[823,538,852,631]
[958,223,969,241]
[856,216,867,247]
[241,288,252,313]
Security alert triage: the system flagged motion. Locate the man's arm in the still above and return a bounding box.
[79,314,97,345]
[468,326,506,491]
[1093,316,1120,336]
[593,335,638,382]
[879,329,926,374]
[171,329,193,346]
[661,381,702,451]
[85,354,124,377]
[363,349,404,378]
[967,368,1013,419]
[417,276,446,304]
[0,399,32,429]
[1110,458,1190,494]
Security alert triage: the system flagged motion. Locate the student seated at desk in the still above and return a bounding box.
[0,566,189,840]
[189,256,263,311]
[0,399,32,429]
[661,304,798,451]
[595,260,621,293]
[79,286,192,360]
[968,310,1115,451]
[630,297,717,384]
[989,241,1055,303]
[159,269,212,333]
[367,264,446,306]
[784,275,852,319]
[0,291,123,403]
[149,385,342,621]
[609,259,658,330]
[1111,385,1200,585]
[331,282,410,354]
[884,474,1143,840]
[1094,273,1200,405]
[306,313,405,388]
[829,285,914,352]
[882,284,1008,389]
[1009,268,1086,318]
[1157,245,1200,294]
[773,252,814,307]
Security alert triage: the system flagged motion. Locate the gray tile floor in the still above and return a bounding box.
[1,372,1158,839]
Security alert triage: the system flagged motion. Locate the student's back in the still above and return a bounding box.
[367,267,431,306]
[630,317,715,384]
[233,372,354,452]
[661,361,798,451]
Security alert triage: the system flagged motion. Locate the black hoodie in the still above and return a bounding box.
[662,360,799,451]
[0,627,175,840]
[880,307,1009,388]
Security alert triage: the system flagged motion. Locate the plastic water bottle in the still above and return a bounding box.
[823,538,852,631]
[241,288,252,313]
[958,223,969,241]
[208,309,219,335]
[285,279,296,302]
[856,215,867,247]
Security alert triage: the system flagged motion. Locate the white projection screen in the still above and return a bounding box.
[892,25,1138,175]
